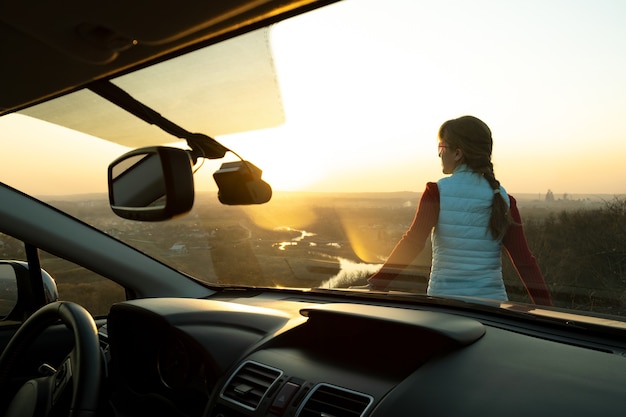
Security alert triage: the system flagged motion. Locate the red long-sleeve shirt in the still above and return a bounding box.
[368,182,552,306]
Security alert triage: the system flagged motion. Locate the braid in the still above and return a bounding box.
[481,164,513,240]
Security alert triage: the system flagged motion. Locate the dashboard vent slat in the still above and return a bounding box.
[221,361,282,411]
[297,383,373,417]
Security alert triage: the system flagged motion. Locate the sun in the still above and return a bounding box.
[191,139,325,193]
[258,158,323,192]
[197,128,328,192]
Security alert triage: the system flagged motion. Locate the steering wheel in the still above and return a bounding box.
[0,301,102,417]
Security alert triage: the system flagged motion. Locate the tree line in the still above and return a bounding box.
[504,198,626,316]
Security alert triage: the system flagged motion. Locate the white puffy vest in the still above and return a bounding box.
[428,165,510,301]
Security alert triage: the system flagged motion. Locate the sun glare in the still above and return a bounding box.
[211,128,330,192]
[260,161,324,191]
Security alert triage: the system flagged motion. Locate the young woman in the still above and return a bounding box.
[368,116,552,306]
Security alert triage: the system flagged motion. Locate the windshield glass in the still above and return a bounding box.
[2,0,626,321]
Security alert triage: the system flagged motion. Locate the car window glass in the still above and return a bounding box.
[1,0,626,326]
[39,251,126,317]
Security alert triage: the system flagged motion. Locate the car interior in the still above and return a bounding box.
[1,1,626,417]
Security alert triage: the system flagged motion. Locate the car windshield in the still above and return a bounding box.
[2,0,626,323]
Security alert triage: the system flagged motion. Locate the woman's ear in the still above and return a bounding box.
[454,148,463,162]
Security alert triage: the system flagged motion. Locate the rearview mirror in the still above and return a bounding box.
[108,146,195,221]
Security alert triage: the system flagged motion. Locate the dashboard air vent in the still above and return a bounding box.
[297,383,373,417]
[221,361,282,411]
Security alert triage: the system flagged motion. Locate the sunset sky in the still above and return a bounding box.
[1,0,626,197]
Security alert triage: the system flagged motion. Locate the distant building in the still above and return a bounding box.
[169,243,188,254]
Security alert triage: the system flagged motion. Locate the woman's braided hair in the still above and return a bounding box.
[438,115,513,240]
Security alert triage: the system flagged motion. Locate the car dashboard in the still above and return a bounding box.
[100,293,626,417]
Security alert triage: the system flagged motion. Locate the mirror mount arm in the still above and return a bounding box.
[186,132,232,163]
[88,79,229,159]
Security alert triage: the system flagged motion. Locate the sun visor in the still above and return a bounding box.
[18,28,284,148]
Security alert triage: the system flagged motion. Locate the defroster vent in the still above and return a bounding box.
[296,383,373,417]
[221,361,282,411]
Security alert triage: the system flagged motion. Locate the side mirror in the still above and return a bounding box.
[0,261,59,321]
[108,146,195,221]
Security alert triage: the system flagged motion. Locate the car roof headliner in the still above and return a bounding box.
[0,0,336,116]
